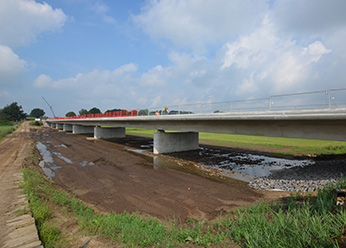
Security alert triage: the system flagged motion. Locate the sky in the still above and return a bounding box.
[0,0,346,117]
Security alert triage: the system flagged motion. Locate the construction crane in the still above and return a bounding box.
[42,97,56,118]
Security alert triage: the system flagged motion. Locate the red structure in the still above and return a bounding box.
[50,110,138,120]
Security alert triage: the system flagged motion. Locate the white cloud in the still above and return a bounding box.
[221,16,334,95]
[34,63,138,92]
[34,74,52,88]
[89,1,116,25]
[304,41,332,63]
[271,0,346,35]
[139,65,168,86]
[22,0,346,114]
[0,0,67,48]
[133,0,267,51]
[0,45,27,87]
[0,0,67,90]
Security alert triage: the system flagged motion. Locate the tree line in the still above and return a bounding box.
[65,107,123,117]
[0,102,46,123]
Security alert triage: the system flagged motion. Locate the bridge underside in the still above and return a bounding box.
[46,108,346,153]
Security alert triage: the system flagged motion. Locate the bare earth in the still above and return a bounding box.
[31,126,289,222]
[0,122,34,246]
[0,124,290,246]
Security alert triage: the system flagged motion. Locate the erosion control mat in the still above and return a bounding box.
[30,127,275,221]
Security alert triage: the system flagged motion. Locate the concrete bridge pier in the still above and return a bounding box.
[63,124,73,132]
[94,127,126,139]
[56,123,64,130]
[72,125,94,134]
[153,130,199,154]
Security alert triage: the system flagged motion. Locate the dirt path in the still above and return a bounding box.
[0,122,42,247]
[31,127,289,222]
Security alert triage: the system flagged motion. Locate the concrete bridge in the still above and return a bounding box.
[46,108,346,154]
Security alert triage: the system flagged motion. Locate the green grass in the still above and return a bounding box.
[0,124,13,130]
[125,128,346,156]
[22,164,346,247]
[222,179,346,248]
[0,125,15,142]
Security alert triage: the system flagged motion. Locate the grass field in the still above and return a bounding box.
[22,161,346,247]
[0,125,12,131]
[125,128,346,156]
[0,124,15,142]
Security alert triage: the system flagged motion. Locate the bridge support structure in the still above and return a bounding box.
[63,124,73,132]
[72,125,94,134]
[56,123,64,130]
[94,127,125,139]
[153,130,199,154]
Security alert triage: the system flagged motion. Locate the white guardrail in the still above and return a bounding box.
[138,88,346,116]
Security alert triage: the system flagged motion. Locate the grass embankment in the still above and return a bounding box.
[23,153,346,247]
[126,128,346,156]
[0,121,15,142]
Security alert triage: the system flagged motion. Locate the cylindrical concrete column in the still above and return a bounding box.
[56,123,64,130]
[94,127,126,139]
[153,130,199,154]
[72,125,95,134]
[63,124,73,132]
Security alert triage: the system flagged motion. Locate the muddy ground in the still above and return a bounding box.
[31,126,291,222]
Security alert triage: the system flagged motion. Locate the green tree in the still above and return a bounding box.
[30,108,45,118]
[105,108,122,113]
[88,107,101,114]
[138,109,149,116]
[66,111,76,117]
[1,102,27,121]
[79,109,88,115]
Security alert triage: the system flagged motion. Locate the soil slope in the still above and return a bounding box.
[31,127,280,221]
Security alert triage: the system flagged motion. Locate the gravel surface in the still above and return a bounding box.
[248,159,346,192]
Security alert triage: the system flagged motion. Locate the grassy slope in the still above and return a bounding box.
[0,125,12,130]
[0,125,15,142]
[125,128,346,156]
[22,165,346,247]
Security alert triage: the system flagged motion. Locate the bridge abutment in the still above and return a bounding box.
[153,130,199,154]
[72,125,94,134]
[94,127,126,139]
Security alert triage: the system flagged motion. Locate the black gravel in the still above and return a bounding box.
[248,159,346,192]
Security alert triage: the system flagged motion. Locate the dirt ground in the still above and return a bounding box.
[30,126,290,222]
[0,123,294,246]
[0,122,33,246]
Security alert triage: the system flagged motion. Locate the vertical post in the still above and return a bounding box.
[229,101,232,112]
[200,103,203,114]
[268,97,272,110]
[326,90,331,108]
[178,105,181,115]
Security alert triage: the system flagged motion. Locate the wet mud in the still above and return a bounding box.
[32,127,286,221]
[112,135,314,181]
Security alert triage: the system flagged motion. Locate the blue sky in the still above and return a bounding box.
[1,0,346,117]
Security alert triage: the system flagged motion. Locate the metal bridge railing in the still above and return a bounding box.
[140,88,346,116]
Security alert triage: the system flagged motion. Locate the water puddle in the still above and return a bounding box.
[80,161,95,167]
[36,142,70,177]
[126,148,248,184]
[54,144,67,148]
[170,147,314,181]
[120,137,314,182]
[53,152,72,164]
